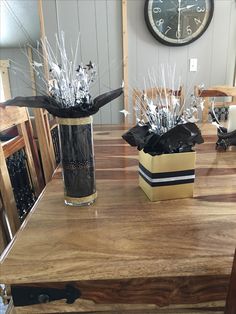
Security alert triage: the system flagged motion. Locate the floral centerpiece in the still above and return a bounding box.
[2,33,123,206]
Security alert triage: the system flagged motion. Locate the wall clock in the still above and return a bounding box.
[144,0,214,46]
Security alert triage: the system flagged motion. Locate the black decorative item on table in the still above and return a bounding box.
[123,82,204,201]
[122,121,204,202]
[3,87,123,206]
[216,127,236,151]
[1,32,123,206]
[58,117,96,206]
[122,122,204,156]
[124,81,204,156]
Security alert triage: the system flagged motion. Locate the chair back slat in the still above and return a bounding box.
[0,144,20,236]
[194,85,236,123]
[0,106,43,243]
[32,109,56,183]
[2,136,25,159]
[17,122,41,196]
[0,106,28,133]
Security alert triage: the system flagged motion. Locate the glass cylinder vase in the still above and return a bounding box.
[57,116,97,206]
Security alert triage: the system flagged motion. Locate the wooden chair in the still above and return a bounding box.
[31,109,57,183]
[0,105,43,239]
[26,47,57,184]
[194,85,236,123]
[225,249,236,313]
[132,86,184,124]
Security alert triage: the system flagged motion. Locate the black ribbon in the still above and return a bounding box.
[122,122,204,156]
[2,87,123,118]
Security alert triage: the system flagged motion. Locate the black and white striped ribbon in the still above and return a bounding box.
[139,163,195,187]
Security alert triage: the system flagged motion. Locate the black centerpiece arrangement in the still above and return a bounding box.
[2,33,123,206]
[122,78,204,201]
[123,121,203,156]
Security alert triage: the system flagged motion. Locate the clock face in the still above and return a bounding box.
[144,0,214,46]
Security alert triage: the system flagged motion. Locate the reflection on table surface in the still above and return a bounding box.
[1,124,236,313]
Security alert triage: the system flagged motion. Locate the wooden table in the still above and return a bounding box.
[1,124,236,314]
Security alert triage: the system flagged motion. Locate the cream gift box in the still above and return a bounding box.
[139,150,196,201]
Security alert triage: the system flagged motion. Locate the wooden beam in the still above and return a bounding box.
[0,63,11,100]
[122,0,129,125]
[27,47,36,97]
[38,0,49,83]
[0,60,10,68]
[33,1,57,183]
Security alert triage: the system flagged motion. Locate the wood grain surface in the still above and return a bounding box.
[1,124,236,313]
[2,136,25,159]
[0,106,29,133]
[197,86,236,97]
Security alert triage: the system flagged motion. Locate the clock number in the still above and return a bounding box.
[164,26,172,35]
[186,25,192,35]
[156,19,164,27]
[194,18,202,25]
[153,7,161,13]
[176,30,181,39]
[197,6,206,12]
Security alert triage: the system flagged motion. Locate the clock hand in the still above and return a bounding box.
[178,4,197,11]
[186,4,197,9]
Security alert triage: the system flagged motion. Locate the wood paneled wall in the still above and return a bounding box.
[0,48,32,99]
[41,0,123,125]
[40,0,236,124]
[128,0,236,123]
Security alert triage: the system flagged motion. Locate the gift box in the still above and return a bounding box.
[139,150,196,201]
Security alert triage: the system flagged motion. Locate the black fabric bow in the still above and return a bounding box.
[2,87,123,118]
[122,122,204,155]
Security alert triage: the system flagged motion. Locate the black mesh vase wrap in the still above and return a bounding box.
[57,116,96,206]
